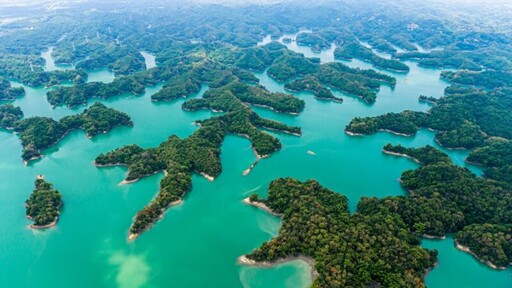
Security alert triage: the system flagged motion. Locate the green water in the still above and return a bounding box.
[1,41,510,288]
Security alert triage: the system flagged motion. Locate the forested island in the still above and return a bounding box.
[241,178,438,287]
[284,76,343,102]
[1,0,512,285]
[0,77,25,100]
[346,87,511,149]
[0,102,132,162]
[95,77,302,240]
[0,53,86,87]
[334,41,410,72]
[25,176,62,229]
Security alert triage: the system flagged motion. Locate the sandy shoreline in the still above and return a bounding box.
[378,129,413,137]
[422,234,446,240]
[382,149,421,164]
[242,161,259,176]
[28,217,59,230]
[237,254,318,280]
[128,199,183,241]
[243,197,282,217]
[199,172,215,182]
[344,130,363,136]
[435,138,466,150]
[454,240,506,270]
[239,191,318,280]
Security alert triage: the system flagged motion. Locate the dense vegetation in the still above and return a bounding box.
[363,145,512,268]
[456,224,512,268]
[383,144,451,165]
[1,0,512,281]
[96,81,301,238]
[25,178,62,227]
[466,138,512,183]
[245,178,437,287]
[334,41,410,72]
[441,70,512,90]
[284,75,342,102]
[0,54,86,87]
[346,110,428,136]
[295,32,332,52]
[54,40,146,76]
[0,104,23,128]
[346,87,512,149]
[0,77,25,100]
[3,102,132,161]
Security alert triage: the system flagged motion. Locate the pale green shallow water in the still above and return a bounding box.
[0,45,510,288]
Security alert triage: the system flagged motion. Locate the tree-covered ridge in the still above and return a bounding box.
[53,39,146,76]
[46,66,168,107]
[0,77,25,100]
[0,104,23,129]
[2,102,132,162]
[467,138,512,183]
[456,224,512,269]
[183,81,304,115]
[363,144,512,268]
[383,144,451,165]
[394,50,512,71]
[346,110,428,136]
[150,59,259,102]
[0,54,86,87]
[296,32,332,52]
[215,42,395,104]
[244,178,437,288]
[46,47,260,108]
[346,87,512,149]
[284,75,342,102]
[95,82,301,239]
[441,70,512,90]
[25,177,62,228]
[334,41,410,72]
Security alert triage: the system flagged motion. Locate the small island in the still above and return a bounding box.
[0,102,133,162]
[25,176,62,229]
[334,41,410,72]
[0,77,25,101]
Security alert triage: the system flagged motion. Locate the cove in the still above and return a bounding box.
[0,39,510,288]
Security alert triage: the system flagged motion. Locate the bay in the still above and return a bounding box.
[0,39,509,288]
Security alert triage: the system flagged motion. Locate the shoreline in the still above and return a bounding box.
[283,87,343,103]
[243,197,282,217]
[246,103,300,116]
[119,170,163,185]
[378,129,413,137]
[237,133,271,159]
[242,161,259,176]
[382,149,421,164]
[454,240,506,270]
[28,217,59,230]
[199,172,215,182]
[345,130,363,136]
[128,199,183,241]
[422,234,446,240]
[237,254,318,281]
[435,138,466,150]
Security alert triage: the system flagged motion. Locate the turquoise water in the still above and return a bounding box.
[0,42,510,287]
